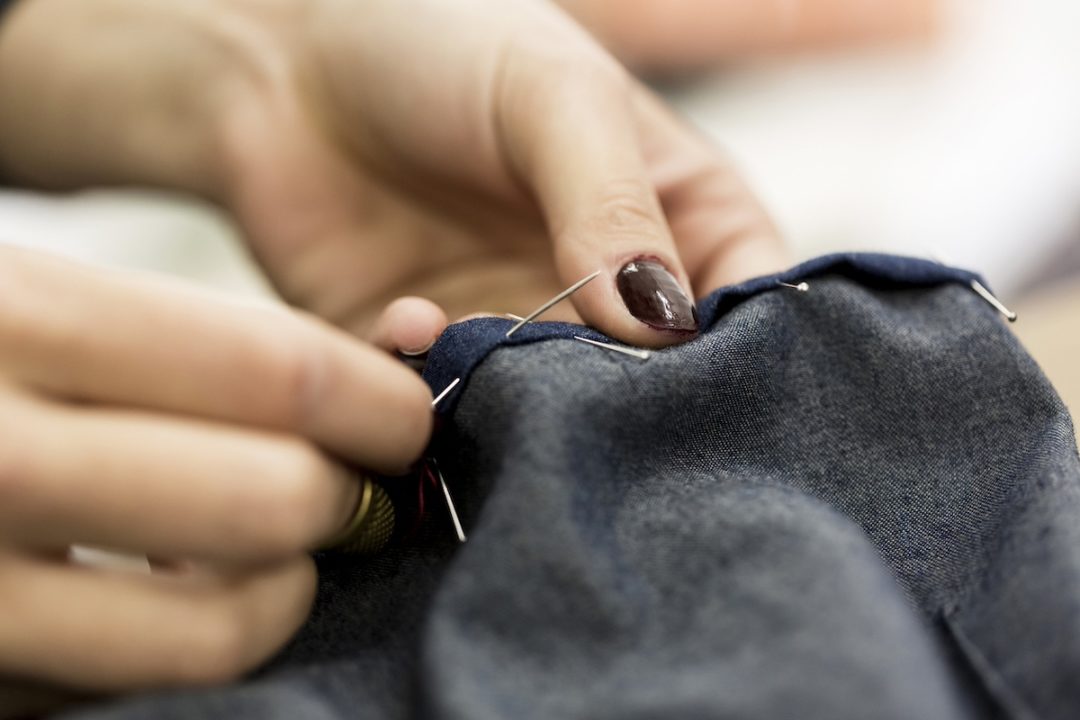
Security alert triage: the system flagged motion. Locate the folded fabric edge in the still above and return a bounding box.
[421,253,984,415]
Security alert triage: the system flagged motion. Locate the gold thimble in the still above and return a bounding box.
[324,474,395,555]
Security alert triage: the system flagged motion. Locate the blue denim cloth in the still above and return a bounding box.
[64,255,1080,720]
[422,253,982,414]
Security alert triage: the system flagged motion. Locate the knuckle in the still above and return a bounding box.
[580,179,665,240]
[544,56,628,109]
[513,34,625,88]
[499,41,628,118]
[572,55,630,93]
[256,314,326,432]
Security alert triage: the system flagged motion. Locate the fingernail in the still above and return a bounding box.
[616,258,699,333]
[395,341,433,374]
[399,339,435,356]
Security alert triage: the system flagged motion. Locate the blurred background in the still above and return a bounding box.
[0,0,1077,409]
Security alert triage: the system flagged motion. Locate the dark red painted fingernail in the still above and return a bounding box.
[616,259,698,333]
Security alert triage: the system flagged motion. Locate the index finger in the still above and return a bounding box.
[0,248,433,474]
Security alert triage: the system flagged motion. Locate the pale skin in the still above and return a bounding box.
[0,0,786,693]
[558,0,936,73]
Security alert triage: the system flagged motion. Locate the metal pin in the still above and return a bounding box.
[970,280,1018,322]
[778,280,810,292]
[432,460,466,543]
[574,336,651,360]
[505,313,525,321]
[505,270,602,337]
[927,250,1017,321]
[431,377,461,408]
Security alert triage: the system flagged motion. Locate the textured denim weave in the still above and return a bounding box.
[65,255,1080,720]
[421,252,981,414]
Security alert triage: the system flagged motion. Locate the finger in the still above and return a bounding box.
[560,0,935,73]
[496,47,699,348]
[0,247,432,474]
[367,296,448,356]
[0,551,315,690]
[0,389,360,563]
[631,86,789,295]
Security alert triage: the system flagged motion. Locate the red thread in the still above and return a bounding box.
[407,459,440,540]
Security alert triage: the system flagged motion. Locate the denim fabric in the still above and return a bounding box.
[63,255,1080,720]
[421,252,982,414]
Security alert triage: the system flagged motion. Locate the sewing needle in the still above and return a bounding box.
[431,377,461,408]
[970,280,1018,322]
[573,336,651,360]
[505,270,602,337]
[432,460,466,543]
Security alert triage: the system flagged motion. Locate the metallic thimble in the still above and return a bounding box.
[324,475,395,555]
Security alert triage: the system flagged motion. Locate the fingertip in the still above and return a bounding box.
[561,251,700,349]
[345,352,435,475]
[293,314,436,475]
[613,254,699,340]
[369,297,449,355]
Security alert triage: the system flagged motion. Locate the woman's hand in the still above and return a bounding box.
[0,0,783,697]
[0,0,786,347]
[0,247,434,690]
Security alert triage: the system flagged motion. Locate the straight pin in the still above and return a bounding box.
[505,270,602,337]
[574,336,651,360]
[431,377,461,408]
[970,280,1018,322]
[778,280,810,292]
[927,250,1017,322]
[432,460,466,543]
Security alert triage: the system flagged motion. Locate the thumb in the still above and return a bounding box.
[497,55,698,348]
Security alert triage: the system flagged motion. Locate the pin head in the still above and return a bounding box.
[778,280,810,293]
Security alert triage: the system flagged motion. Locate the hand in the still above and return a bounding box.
[0,247,434,690]
[0,0,786,348]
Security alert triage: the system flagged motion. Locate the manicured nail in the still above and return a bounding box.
[616,259,698,333]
